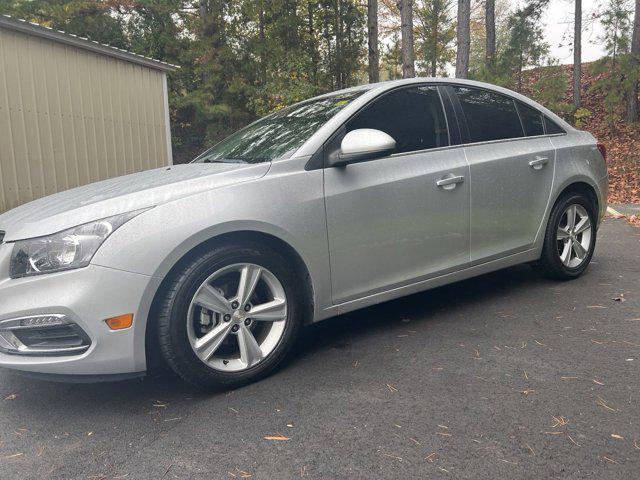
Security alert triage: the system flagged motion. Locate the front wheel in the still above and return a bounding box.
[156,243,304,390]
[536,193,597,280]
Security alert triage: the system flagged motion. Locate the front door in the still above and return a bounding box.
[323,85,471,304]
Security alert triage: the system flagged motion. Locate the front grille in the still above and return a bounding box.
[0,315,91,356]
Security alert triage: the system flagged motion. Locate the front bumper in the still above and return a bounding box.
[0,243,159,377]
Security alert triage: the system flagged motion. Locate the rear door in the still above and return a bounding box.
[324,85,470,304]
[449,86,555,262]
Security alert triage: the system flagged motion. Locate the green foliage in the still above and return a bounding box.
[0,0,129,48]
[498,0,549,91]
[380,32,402,80]
[468,0,511,81]
[414,0,456,76]
[528,60,572,118]
[590,0,633,131]
[574,107,592,128]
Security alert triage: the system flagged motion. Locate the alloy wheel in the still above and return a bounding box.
[556,204,592,268]
[187,263,288,372]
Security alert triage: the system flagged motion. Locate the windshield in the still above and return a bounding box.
[193,90,365,164]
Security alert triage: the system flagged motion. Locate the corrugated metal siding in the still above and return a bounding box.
[0,27,170,213]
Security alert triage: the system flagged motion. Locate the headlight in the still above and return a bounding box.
[10,210,145,278]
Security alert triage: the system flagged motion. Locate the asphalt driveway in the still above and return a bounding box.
[0,218,638,479]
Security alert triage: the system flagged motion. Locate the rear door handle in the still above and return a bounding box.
[436,174,465,190]
[529,156,549,169]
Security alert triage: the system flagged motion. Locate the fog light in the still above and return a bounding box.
[105,314,134,330]
[0,314,91,356]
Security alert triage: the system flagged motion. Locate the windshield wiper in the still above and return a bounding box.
[202,158,249,164]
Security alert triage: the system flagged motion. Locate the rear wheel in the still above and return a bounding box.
[536,193,597,280]
[156,243,303,390]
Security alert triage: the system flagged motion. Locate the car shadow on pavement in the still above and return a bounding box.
[289,263,546,364]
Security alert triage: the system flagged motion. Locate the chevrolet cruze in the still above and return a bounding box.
[0,78,608,389]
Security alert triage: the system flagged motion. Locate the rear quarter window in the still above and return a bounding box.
[516,101,545,136]
[544,116,566,134]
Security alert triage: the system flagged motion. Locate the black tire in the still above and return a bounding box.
[536,192,597,280]
[156,242,304,391]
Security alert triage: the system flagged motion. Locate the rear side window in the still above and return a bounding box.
[453,86,524,143]
[544,116,566,134]
[347,86,449,154]
[516,101,544,136]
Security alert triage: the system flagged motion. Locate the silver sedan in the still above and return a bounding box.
[0,78,608,389]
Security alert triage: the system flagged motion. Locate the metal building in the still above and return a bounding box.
[0,15,177,214]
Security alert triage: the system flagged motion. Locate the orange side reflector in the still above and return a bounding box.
[105,314,134,330]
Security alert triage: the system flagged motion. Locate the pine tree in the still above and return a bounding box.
[592,0,632,130]
[500,0,549,91]
[415,0,456,76]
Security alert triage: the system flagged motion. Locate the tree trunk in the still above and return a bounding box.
[368,0,379,83]
[573,0,582,109]
[338,0,345,88]
[456,0,470,78]
[485,0,495,69]
[627,0,640,122]
[430,0,440,76]
[308,1,319,87]
[199,0,211,84]
[398,0,415,78]
[258,0,267,86]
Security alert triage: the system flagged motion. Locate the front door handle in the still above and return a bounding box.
[529,156,549,170]
[436,174,465,190]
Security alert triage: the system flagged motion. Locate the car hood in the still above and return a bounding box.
[0,162,270,241]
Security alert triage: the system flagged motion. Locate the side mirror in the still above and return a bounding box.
[329,129,396,167]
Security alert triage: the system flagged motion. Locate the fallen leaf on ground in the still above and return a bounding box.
[3,453,23,459]
[596,397,617,412]
[264,434,290,441]
[381,452,402,461]
[567,435,581,447]
[611,434,624,440]
[551,416,568,427]
[425,452,437,462]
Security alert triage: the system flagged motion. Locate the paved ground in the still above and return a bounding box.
[0,218,638,480]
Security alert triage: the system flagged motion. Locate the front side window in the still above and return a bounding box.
[516,101,544,136]
[453,87,524,143]
[347,86,449,154]
[194,90,365,164]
